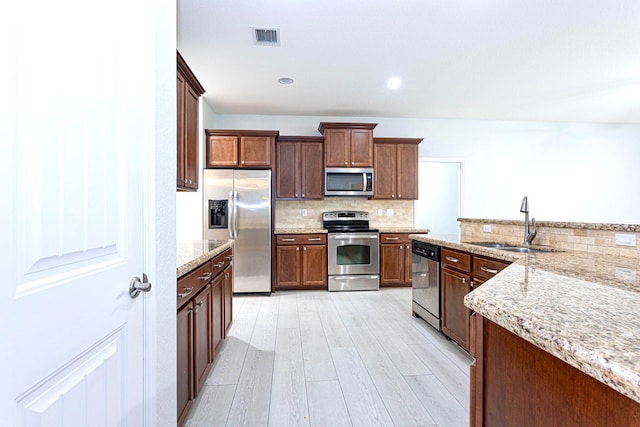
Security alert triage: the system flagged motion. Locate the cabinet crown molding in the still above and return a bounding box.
[318,122,378,134]
[205,129,280,138]
[177,51,205,95]
[374,137,423,145]
[276,135,325,143]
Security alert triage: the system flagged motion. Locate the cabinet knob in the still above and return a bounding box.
[187,179,192,184]
[344,162,348,165]
[461,278,466,284]
[242,160,245,164]
[302,194,305,198]
[295,194,299,198]
[398,194,401,198]
[392,194,395,198]
[296,247,299,251]
[303,247,307,251]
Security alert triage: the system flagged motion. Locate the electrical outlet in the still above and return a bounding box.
[615,233,636,247]
[483,224,492,233]
[378,208,383,216]
[302,209,307,217]
[386,209,394,216]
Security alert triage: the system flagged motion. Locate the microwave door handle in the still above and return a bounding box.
[362,173,366,191]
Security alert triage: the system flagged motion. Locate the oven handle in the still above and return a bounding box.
[328,233,379,240]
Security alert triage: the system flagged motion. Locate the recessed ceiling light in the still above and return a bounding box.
[278,77,294,85]
[387,77,402,89]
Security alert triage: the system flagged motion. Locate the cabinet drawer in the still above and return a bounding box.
[442,248,472,273]
[380,233,411,244]
[473,256,510,281]
[211,248,233,278]
[177,261,213,309]
[277,234,327,245]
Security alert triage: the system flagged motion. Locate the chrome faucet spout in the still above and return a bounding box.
[520,196,536,245]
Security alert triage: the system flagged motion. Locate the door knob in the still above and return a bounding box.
[129,273,152,298]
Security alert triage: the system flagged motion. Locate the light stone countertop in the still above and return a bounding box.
[274,228,430,234]
[177,240,234,278]
[410,233,640,404]
[274,228,328,234]
[378,228,431,234]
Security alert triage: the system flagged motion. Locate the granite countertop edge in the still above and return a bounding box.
[176,240,234,278]
[409,233,640,404]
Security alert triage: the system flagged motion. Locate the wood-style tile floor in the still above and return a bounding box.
[185,288,472,427]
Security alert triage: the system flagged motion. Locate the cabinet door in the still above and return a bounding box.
[177,303,193,426]
[300,143,324,199]
[276,142,300,199]
[441,268,472,351]
[276,245,302,286]
[374,144,397,199]
[240,136,272,167]
[211,275,224,355]
[302,245,327,286]
[183,84,200,190]
[396,143,418,199]
[223,266,233,335]
[176,72,186,188]
[380,243,403,284]
[324,129,350,167]
[193,285,211,397]
[350,129,373,167]
[207,135,238,167]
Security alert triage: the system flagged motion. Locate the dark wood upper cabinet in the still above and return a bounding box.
[318,122,377,168]
[177,52,205,191]
[205,130,279,169]
[373,138,421,200]
[275,136,324,200]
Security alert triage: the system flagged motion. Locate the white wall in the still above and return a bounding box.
[213,113,640,224]
[176,100,218,240]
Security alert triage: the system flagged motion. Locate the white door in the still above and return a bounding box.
[1,0,156,425]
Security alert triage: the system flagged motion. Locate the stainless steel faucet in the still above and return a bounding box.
[520,196,537,245]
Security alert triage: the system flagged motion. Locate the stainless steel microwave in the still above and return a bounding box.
[324,168,374,196]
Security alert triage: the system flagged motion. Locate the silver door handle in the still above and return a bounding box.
[177,287,193,298]
[198,272,213,281]
[233,191,239,238]
[480,266,499,275]
[213,262,224,268]
[281,238,296,242]
[445,256,460,263]
[307,238,322,241]
[385,237,399,241]
[129,273,152,298]
[228,191,234,239]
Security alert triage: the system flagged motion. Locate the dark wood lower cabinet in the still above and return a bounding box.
[211,274,224,354]
[441,267,471,351]
[176,303,193,427]
[470,314,640,426]
[380,234,413,287]
[177,248,233,427]
[223,265,233,335]
[193,285,212,395]
[275,234,327,290]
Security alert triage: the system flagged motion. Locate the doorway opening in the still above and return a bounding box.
[414,159,463,235]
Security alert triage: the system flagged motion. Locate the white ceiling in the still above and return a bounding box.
[177,0,640,123]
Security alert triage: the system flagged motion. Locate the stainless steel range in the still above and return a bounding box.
[323,211,380,291]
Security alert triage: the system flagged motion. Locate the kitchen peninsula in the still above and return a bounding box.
[410,231,640,426]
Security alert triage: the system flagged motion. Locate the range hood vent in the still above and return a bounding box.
[252,27,280,46]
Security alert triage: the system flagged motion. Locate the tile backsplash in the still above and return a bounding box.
[460,218,640,259]
[275,198,414,229]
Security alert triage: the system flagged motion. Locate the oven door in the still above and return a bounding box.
[328,232,379,275]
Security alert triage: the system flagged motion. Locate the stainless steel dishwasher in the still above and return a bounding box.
[411,241,441,331]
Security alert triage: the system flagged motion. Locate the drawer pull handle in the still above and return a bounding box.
[214,262,224,268]
[480,266,499,275]
[445,256,460,263]
[461,278,466,284]
[307,238,322,241]
[177,287,193,298]
[225,255,233,260]
[385,237,399,241]
[199,272,213,281]
[281,238,295,242]
[195,301,204,312]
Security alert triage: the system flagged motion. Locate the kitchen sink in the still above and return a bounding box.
[469,242,558,253]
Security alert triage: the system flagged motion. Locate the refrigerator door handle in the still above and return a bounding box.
[228,190,234,239]
[233,191,239,238]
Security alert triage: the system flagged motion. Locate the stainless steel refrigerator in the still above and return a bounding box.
[203,169,271,294]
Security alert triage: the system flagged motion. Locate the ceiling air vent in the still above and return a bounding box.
[252,27,280,46]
